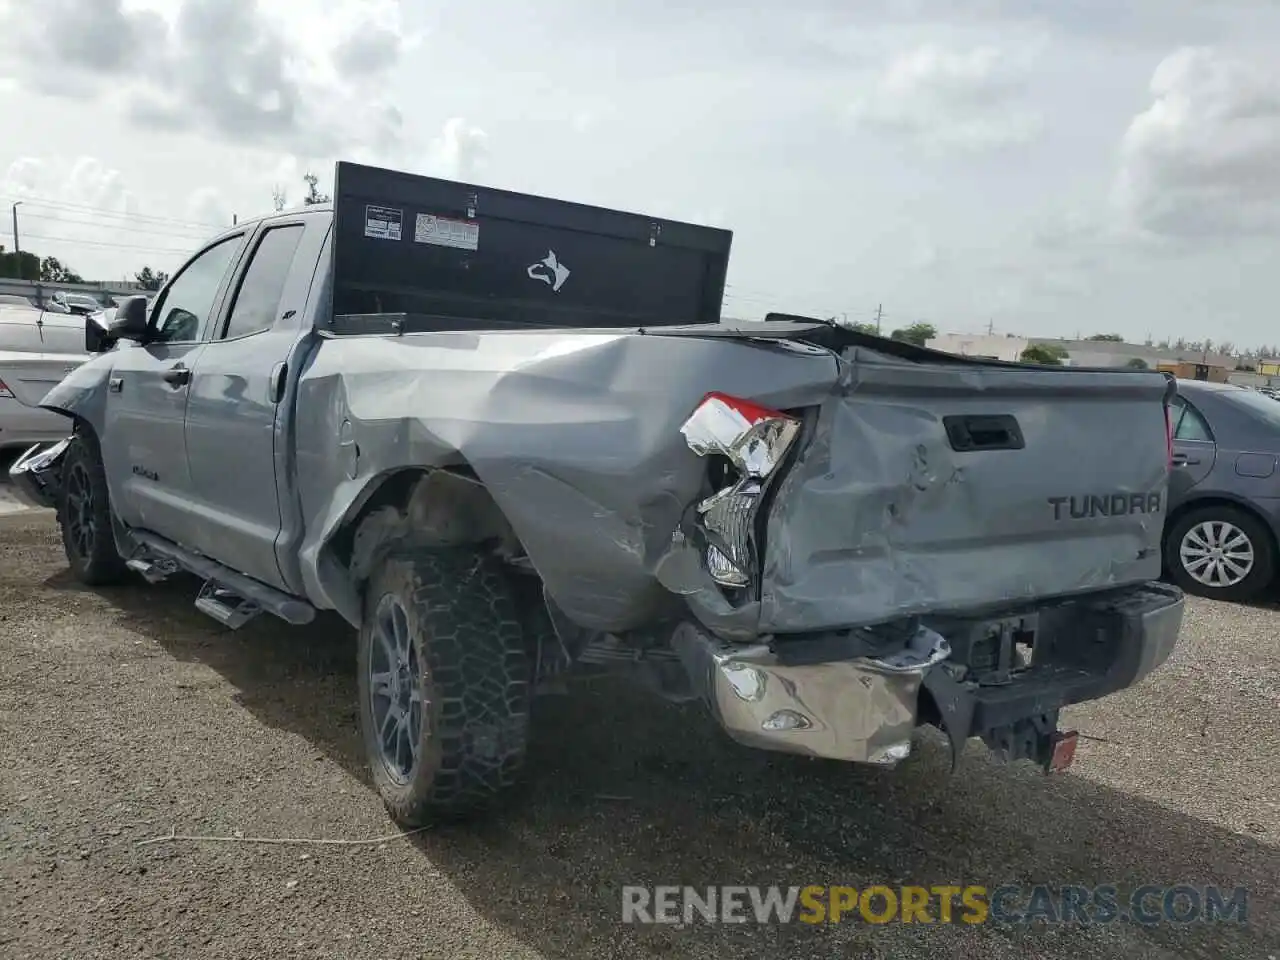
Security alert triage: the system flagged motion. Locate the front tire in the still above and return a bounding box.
[57,432,127,586]
[357,548,531,826]
[1164,505,1275,602]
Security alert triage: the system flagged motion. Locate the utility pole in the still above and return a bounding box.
[986,318,994,335]
[10,201,22,258]
[232,213,237,225]
[874,303,883,334]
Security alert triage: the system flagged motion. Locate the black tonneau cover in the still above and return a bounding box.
[330,162,732,330]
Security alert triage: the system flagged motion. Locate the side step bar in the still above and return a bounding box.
[132,531,316,627]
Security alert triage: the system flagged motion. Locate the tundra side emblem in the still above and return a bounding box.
[527,250,570,292]
[1048,493,1162,520]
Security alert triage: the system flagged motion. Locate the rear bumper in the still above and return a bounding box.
[673,581,1184,767]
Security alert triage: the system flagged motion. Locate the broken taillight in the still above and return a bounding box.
[0,378,14,399]
[680,393,801,588]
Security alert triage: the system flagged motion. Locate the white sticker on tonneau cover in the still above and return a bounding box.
[364,205,403,241]
[414,213,479,250]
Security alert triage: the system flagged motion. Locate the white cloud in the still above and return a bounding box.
[0,0,416,158]
[849,43,1044,150]
[426,118,489,180]
[1113,46,1280,239]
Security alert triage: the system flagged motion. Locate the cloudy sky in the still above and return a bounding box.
[3,0,1280,347]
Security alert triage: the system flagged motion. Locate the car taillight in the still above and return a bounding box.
[0,378,13,399]
[680,393,801,588]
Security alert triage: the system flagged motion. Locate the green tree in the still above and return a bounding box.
[39,256,83,283]
[0,245,40,280]
[1020,343,1068,365]
[302,171,330,205]
[1125,357,1149,369]
[1087,333,1124,341]
[888,322,937,347]
[844,320,879,335]
[134,266,169,291]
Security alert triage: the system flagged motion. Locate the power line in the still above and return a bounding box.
[13,210,213,242]
[0,192,224,230]
[0,230,194,256]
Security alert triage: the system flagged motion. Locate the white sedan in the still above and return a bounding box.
[0,306,89,451]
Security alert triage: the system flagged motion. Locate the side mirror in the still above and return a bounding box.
[107,296,150,344]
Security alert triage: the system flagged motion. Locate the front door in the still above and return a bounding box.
[182,218,316,589]
[102,233,247,545]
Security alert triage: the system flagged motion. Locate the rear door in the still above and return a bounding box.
[103,232,248,543]
[182,214,323,589]
[1168,392,1217,505]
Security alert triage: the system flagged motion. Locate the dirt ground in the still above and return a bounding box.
[1,506,1277,960]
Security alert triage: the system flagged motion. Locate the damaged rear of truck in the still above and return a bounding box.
[9,162,1183,826]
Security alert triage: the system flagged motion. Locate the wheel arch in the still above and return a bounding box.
[318,465,530,625]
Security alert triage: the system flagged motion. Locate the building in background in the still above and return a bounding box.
[927,333,1240,371]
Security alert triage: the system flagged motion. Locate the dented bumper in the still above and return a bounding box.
[671,621,951,764]
[673,581,1184,768]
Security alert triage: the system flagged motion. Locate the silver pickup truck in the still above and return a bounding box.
[7,162,1185,827]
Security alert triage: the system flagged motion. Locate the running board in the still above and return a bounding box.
[131,531,316,627]
[195,581,262,629]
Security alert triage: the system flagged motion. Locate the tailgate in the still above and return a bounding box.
[760,350,1174,632]
[0,351,86,407]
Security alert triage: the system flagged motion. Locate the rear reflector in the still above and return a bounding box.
[1048,729,1079,773]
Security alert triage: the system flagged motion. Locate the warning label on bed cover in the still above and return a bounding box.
[415,213,479,250]
[364,205,403,241]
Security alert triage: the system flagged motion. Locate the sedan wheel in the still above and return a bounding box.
[1179,520,1254,590]
[1165,506,1275,603]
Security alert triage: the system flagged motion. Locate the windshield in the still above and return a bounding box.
[1223,388,1280,430]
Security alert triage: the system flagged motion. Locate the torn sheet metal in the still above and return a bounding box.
[290,331,839,629]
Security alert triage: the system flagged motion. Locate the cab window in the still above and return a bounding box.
[219,225,305,340]
[149,235,244,344]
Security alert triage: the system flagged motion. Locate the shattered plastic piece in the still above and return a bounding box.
[680,392,799,479]
[868,625,951,673]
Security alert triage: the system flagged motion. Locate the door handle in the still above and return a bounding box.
[162,364,191,387]
[1171,453,1200,466]
[268,361,287,404]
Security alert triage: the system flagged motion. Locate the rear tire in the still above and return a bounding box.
[57,432,127,586]
[357,548,531,826]
[1164,505,1274,603]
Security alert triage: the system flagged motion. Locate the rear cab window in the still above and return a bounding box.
[218,225,306,341]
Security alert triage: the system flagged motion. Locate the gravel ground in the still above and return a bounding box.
[1,506,1277,960]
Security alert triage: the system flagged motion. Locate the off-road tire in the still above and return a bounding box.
[357,548,531,826]
[57,432,128,586]
[1164,504,1275,603]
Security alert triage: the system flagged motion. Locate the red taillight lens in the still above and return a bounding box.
[680,392,800,480]
[0,378,13,399]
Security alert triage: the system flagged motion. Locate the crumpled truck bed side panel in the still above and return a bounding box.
[292,331,839,630]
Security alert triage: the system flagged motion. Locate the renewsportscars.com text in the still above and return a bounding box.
[621,884,1248,926]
